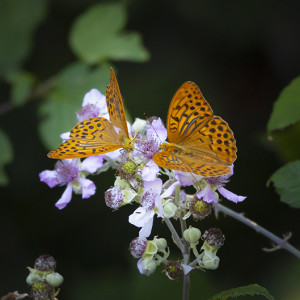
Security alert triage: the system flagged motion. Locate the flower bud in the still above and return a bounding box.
[34,255,56,271]
[129,237,148,258]
[142,241,158,259]
[153,237,167,252]
[137,258,157,276]
[26,273,41,285]
[163,202,177,218]
[164,261,183,280]
[183,226,201,244]
[202,252,220,270]
[105,187,123,210]
[46,272,64,287]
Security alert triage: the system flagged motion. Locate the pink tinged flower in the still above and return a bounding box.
[80,155,104,173]
[129,237,148,258]
[175,171,203,187]
[105,187,123,210]
[129,178,163,238]
[142,159,160,181]
[77,89,108,122]
[196,184,218,203]
[217,186,246,203]
[39,159,97,209]
[147,118,167,145]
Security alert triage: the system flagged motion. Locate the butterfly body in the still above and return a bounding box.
[153,81,237,177]
[48,68,133,159]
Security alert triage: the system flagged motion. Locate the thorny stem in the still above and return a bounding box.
[214,203,300,259]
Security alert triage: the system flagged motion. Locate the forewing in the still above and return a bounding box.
[106,68,129,138]
[167,81,213,144]
[48,117,122,159]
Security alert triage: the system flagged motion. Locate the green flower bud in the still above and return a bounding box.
[26,273,41,285]
[183,226,201,243]
[202,252,220,270]
[163,202,177,218]
[142,241,158,259]
[139,258,157,275]
[46,272,64,287]
[153,237,167,252]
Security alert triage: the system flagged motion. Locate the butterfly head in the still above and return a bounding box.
[121,136,134,152]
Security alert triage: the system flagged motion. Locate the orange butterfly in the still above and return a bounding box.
[153,81,237,177]
[48,68,133,159]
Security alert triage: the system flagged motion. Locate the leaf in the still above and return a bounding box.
[267,76,300,134]
[0,128,13,185]
[7,71,35,106]
[267,161,300,208]
[38,62,109,150]
[69,3,150,63]
[0,0,47,77]
[209,284,274,300]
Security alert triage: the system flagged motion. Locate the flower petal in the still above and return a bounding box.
[60,131,70,140]
[144,178,162,194]
[82,89,107,112]
[197,184,218,203]
[105,149,122,160]
[129,207,154,228]
[161,181,180,198]
[218,186,247,203]
[175,171,202,187]
[139,216,154,238]
[142,160,159,181]
[39,170,59,188]
[77,178,96,199]
[55,182,73,209]
[80,155,104,173]
[181,264,194,275]
[147,118,167,144]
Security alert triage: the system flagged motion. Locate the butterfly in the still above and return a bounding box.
[153,81,237,177]
[48,68,133,159]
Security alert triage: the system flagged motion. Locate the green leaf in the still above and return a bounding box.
[267,76,300,134]
[267,161,300,208]
[7,71,35,106]
[0,128,13,185]
[69,3,150,63]
[209,284,274,300]
[38,62,109,150]
[0,0,47,77]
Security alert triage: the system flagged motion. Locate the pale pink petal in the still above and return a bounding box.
[77,178,96,199]
[175,171,202,187]
[147,118,167,144]
[129,207,154,228]
[60,131,70,140]
[155,196,164,217]
[218,186,247,203]
[82,89,107,112]
[80,155,104,173]
[144,178,162,194]
[161,181,180,198]
[39,170,59,188]
[197,184,218,203]
[139,217,154,238]
[105,149,121,160]
[55,182,73,209]
[142,160,159,181]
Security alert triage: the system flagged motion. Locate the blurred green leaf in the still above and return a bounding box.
[209,284,274,300]
[69,3,150,63]
[0,0,47,77]
[268,161,300,208]
[7,71,35,106]
[0,128,13,185]
[38,62,109,150]
[267,76,300,134]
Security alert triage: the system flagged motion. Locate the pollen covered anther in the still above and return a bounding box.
[189,196,212,221]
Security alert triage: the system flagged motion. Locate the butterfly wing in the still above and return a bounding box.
[48,117,122,159]
[106,68,130,139]
[167,81,213,144]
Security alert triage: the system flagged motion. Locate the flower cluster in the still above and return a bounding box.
[40,88,246,278]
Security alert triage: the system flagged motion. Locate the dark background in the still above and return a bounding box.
[1,0,300,299]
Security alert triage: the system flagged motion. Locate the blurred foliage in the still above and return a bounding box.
[70,3,150,63]
[267,76,300,133]
[209,284,274,300]
[268,161,300,208]
[0,128,13,185]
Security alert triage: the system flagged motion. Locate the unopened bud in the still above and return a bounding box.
[105,187,123,210]
[129,237,147,258]
[46,272,64,287]
[163,202,177,218]
[183,226,201,244]
[26,273,41,285]
[138,258,157,276]
[153,237,167,252]
[202,252,220,270]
